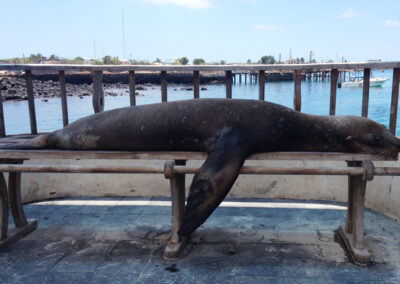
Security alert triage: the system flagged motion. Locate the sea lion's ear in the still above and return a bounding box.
[344,136,353,147]
[345,136,352,142]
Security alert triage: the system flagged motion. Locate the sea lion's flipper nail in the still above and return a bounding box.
[178,137,249,236]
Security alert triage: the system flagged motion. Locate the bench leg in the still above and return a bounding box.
[164,160,188,260]
[340,161,371,263]
[0,161,37,250]
[0,173,9,241]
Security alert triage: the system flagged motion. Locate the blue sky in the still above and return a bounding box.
[1,0,400,63]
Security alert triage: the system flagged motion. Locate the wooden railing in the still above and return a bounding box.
[0,62,400,137]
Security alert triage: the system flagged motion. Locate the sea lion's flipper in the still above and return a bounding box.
[0,134,49,150]
[178,131,249,236]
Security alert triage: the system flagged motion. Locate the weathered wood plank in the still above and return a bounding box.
[294,70,302,111]
[0,87,5,137]
[3,62,400,72]
[59,70,69,126]
[330,69,338,115]
[226,71,232,99]
[161,71,167,102]
[129,71,136,106]
[258,70,265,101]
[164,160,187,260]
[91,70,104,113]
[8,160,27,227]
[24,70,38,134]
[0,219,37,249]
[361,68,371,117]
[0,149,394,161]
[193,71,200,99]
[389,68,400,134]
[2,163,400,177]
[0,173,8,240]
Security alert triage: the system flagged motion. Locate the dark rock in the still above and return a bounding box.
[42,99,48,103]
[201,87,208,91]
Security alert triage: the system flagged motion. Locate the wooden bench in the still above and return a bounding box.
[0,135,399,264]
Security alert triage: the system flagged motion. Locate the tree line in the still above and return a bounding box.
[0,54,318,65]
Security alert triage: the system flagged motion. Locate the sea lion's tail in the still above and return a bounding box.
[0,134,50,150]
[178,131,249,236]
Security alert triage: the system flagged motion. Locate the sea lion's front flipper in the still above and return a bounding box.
[178,131,250,236]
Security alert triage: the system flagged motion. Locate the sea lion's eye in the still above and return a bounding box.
[367,134,381,145]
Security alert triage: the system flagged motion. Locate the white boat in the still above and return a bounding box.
[341,76,389,88]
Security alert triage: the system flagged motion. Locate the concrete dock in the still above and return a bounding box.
[1,197,399,283]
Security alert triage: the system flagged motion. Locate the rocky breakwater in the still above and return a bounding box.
[0,72,219,102]
[0,76,95,102]
[0,76,152,102]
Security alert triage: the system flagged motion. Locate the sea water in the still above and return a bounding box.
[4,70,399,135]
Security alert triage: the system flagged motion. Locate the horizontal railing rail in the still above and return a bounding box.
[0,62,399,138]
[2,62,400,71]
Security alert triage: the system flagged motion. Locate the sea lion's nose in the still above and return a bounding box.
[396,137,400,149]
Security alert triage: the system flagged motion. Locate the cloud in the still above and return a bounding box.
[142,0,211,9]
[336,9,360,18]
[384,20,400,27]
[254,25,284,31]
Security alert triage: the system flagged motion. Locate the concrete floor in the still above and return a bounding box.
[1,197,399,283]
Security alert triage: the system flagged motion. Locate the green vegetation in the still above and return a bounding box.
[102,55,120,65]
[260,55,275,64]
[178,57,189,65]
[193,58,206,65]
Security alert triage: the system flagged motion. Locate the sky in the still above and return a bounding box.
[1,0,400,63]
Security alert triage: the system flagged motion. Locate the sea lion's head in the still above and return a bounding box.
[342,116,400,157]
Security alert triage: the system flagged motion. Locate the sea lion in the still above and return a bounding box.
[2,99,400,236]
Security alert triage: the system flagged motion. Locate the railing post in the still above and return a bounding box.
[25,70,37,134]
[59,70,69,127]
[226,70,232,99]
[389,68,400,135]
[258,70,265,101]
[92,70,104,113]
[361,68,371,117]
[129,71,136,106]
[330,69,338,116]
[0,89,5,137]
[293,70,302,111]
[161,71,167,102]
[193,71,200,99]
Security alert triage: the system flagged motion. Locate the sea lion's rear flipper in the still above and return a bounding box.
[0,134,49,150]
[178,131,249,236]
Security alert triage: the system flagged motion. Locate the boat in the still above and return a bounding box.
[340,76,389,88]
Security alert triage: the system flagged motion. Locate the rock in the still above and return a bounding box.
[42,99,48,103]
[1,85,7,91]
[136,85,147,90]
[201,87,208,91]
